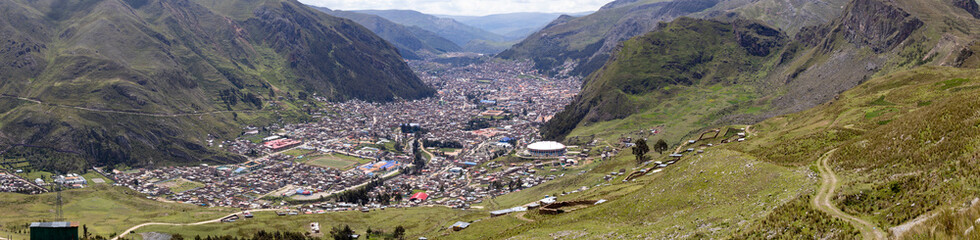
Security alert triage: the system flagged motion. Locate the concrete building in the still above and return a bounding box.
[527,141,566,157]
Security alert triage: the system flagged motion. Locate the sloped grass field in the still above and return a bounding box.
[137,206,484,239]
[728,66,980,238]
[0,185,232,239]
[445,149,812,239]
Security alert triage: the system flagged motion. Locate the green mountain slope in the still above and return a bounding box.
[0,0,434,171]
[312,7,462,59]
[732,66,980,239]
[541,17,788,140]
[498,0,849,77]
[542,0,980,141]
[521,0,980,237]
[354,9,512,53]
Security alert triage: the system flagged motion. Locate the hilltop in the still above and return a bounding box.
[0,0,434,171]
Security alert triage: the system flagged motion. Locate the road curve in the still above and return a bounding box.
[112,209,279,240]
[813,149,887,240]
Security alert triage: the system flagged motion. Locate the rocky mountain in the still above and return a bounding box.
[0,0,434,171]
[498,0,850,77]
[312,7,462,59]
[542,0,980,141]
[354,10,512,53]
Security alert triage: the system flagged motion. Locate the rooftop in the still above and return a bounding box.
[528,141,566,151]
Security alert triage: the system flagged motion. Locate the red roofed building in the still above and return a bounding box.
[410,192,429,202]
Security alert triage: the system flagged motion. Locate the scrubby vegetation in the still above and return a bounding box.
[734,195,860,239]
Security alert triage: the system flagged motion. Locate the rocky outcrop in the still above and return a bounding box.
[952,0,980,19]
[735,20,787,56]
[830,0,923,53]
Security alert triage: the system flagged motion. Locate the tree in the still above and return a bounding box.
[653,139,668,154]
[330,225,355,240]
[392,226,405,240]
[632,139,649,163]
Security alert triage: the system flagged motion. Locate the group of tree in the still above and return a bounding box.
[330,225,405,240]
[334,178,385,205]
[632,139,668,164]
[218,88,263,110]
[399,124,426,133]
[462,118,492,131]
[402,135,428,175]
[421,139,463,149]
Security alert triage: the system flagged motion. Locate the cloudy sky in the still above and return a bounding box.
[299,0,612,16]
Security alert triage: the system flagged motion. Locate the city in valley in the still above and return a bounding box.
[0,57,598,214]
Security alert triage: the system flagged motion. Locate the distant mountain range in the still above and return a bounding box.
[312,7,463,59]
[353,10,516,54]
[0,0,433,171]
[437,12,591,40]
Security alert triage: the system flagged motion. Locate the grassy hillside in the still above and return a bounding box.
[728,66,980,238]
[543,0,980,144]
[497,0,847,77]
[442,149,812,239]
[0,0,434,171]
[0,185,232,239]
[542,17,786,142]
[5,68,980,240]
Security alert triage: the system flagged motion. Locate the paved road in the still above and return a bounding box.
[112,209,279,240]
[813,149,887,240]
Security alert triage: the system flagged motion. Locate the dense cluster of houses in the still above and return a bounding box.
[0,172,45,194]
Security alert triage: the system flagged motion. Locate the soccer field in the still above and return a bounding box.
[305,154,371,170]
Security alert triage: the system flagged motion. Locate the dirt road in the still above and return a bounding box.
[112,209,279,240]
[813,149,887,240]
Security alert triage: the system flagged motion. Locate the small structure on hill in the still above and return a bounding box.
[30,222,79,240]
[539,200,601,215]
[451,221,471,231]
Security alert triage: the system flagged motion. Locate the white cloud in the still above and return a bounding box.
[299,0,612,16]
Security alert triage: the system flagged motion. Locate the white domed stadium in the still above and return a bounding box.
[527,141,567,157]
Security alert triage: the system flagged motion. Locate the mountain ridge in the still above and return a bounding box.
[0,0,433,171]
[355,9,513,53]
[312,6,462,59]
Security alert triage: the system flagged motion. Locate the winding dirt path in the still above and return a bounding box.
[112,209,279,240]
[813,149,887,240]
[513,211,534,222]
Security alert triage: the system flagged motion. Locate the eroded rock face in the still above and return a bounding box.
[952,0,980,19]
[834,0,923,53]
[735,21,787,57]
